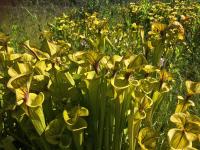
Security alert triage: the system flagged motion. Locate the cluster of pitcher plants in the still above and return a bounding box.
[1,1,200,150]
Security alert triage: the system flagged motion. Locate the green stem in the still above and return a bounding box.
[97,80,107,150]
[120,89,132,146]
[72,131,83,150]
[128,115,141,150]
[152,42,164,66]
[113,97,121,150]
[148,93,164,126]
[105,112,110,150]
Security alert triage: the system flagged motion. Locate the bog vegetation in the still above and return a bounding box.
[0,0,200,150]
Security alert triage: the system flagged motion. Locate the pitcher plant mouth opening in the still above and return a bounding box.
[21,89,29,104]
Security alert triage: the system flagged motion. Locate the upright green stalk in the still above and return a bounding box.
[128,115,141,150]
[72,131,83,150]
[97,78,107,150]
[113,96,121,150]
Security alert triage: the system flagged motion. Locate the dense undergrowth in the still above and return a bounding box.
[1,0,200,150]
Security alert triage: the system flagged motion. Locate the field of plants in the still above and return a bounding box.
[1,0,200,150]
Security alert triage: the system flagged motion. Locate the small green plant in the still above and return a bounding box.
[168,81,200,150]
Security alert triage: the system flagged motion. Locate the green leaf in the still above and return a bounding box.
[134,95,153,122]
[23,40,50,61]
[106,84,117,99]
[170,113,200,142]
[129,78,139,86]
[170,113,186,129]
[168,129,191,149]
[8,62,32,77]
[185,80,200,95]
[75,107,89,117]
[7,73,31,90]
[63,107,88,132]
[63,110,72,126]
[63,110,70,121]
[112,55,123,63]
[20,53,35,62]
[134,110,146,121]
[85,51,102,65]
[175,96,195,113]
[128,54,147,70]
[160,82,171,93]
[65,72,75,86]
[185,132,198,142]
[107,55,122,69]
[143,65,156,73]
[111,74,130,90]
[17,63,32,74]
[140,95,153,110]
[31,75,49,91]
[8,54,22,61]
[58,134,72,149]
[132,88,145,102]
[29,106,46,135]
[42,40,61,56]
[68,51,85,64]
[69,118,87,132]
[84,71,96,80]
[64,110,87,132]
[151,22,167,33]
[124,55,136,67]
[152,91,161,103]
[8,67,19,77]
[33,75,47,82]
[186,115,200,135]
[15,88,27,105]
[26,92,44,107]
[140,79,152,94]
[45,118,64,145]
[138,127,157,150]
[159,69,172,81]
[35,61,47,75]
